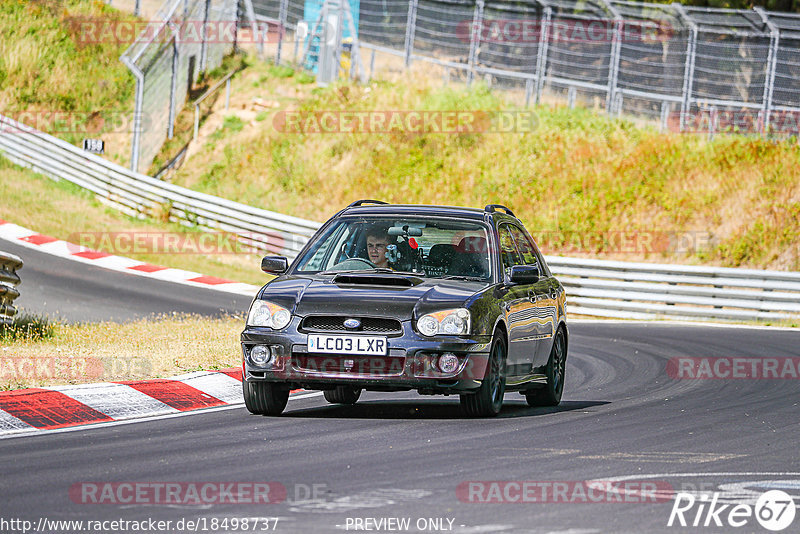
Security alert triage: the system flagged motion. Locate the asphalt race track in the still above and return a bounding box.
[0,238,253,323]
[2,318,799,533]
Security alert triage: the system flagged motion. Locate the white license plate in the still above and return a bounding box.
[307,334,387,356]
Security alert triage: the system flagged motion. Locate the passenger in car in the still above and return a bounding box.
[365,226,392,268]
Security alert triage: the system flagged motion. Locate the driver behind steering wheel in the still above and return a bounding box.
[365,226,392,269]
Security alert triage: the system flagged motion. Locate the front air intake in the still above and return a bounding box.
[333,274,415,287]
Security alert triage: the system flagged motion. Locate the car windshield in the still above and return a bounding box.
[293,217,492,280]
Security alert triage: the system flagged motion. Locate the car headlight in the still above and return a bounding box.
[417,308,470,336]
[247,300,292,329]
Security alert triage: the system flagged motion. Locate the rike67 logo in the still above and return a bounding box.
[668,489,796,531]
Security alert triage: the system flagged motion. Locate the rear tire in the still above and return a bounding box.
[526,327,566,407]
[243,380,290,415]
[460,334,506,417]
[323,386,362,405]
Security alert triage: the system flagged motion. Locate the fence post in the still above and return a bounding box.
[242,0,263,57]
[276,0,290,65]
[524,78,533,106]
[200,0,211,72]
[708,105,717,141]
[120,57,144,173]
[467,0,485,86]
[754,7,779,135]
[567,86,576,109]
[660,101,671,132]
[334,0,346,78]
[534,5,551,104]
[168,35,179,140]
[404,0,419,68]
[598,0,623,113]
[673,3,697,133]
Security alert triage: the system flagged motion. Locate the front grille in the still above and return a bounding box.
[301,316,403,334]
[293,354,406,376]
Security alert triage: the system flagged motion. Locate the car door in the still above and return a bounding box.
[497,223,538,376]
[509,225,558,368]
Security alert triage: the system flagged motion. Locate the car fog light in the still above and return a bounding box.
[250,345,273,366]
[438,353,459,373]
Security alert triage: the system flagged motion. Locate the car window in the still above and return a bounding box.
[293,217,492,279]
[520,226,552,277]
[508,225,539,266]
[498,224,523,271]
[300,222,353,271]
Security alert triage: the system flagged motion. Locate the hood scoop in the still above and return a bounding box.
[333,273,420,287]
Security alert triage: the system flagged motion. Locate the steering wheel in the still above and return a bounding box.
[331,257,376,270]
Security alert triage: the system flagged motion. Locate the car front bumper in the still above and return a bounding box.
[241,320,492,394]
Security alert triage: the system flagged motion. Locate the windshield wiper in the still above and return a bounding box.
[320,268,423,276]
[319,269,369,275]
[369,268,423,276]
[439,275,487,282]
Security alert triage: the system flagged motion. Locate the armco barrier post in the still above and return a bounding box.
[0,252,23,325]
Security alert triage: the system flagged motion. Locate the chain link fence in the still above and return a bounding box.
[250,0,800,137]
[120,0,239,173]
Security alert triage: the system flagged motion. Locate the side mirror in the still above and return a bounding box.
[261,256,288,274]
[509,264,539,284]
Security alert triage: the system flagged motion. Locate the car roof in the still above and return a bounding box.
[337,204,490,220]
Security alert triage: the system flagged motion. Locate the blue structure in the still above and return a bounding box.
[303,0,360,72]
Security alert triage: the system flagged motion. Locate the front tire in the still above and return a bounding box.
[324,386,362,405]
[243,380,290,415]
[526,327,566,407]
[460,334,506,417]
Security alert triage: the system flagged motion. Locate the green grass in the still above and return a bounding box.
[169,64,800,271]
[0,0,138,166]
[1,313,243,390]
[0,155,269,286]
[1,313,56,342]
[148,54,250,175]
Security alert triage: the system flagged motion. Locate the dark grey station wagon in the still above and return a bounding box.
[241,201,568,417]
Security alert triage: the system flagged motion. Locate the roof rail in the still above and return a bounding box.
[347,199,389,208]
[484,204,516,217]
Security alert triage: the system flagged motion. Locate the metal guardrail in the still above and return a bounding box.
[1,113,798,322]
[0,252,23,325]
[546,256,800,321]
[0,113,321,259]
